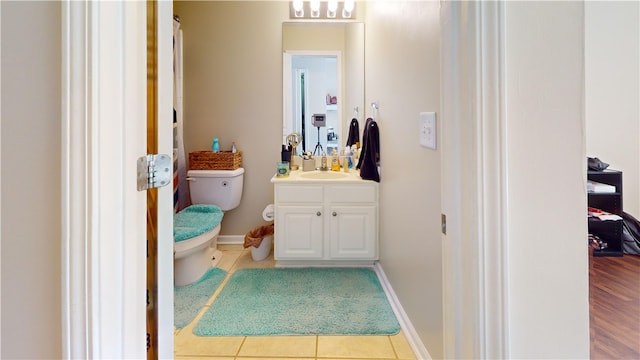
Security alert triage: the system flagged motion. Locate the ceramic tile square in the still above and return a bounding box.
[237,358,314,360]
[230,249,276,271]
[174,333,244,357]
[217,244,244,251]
[215,250,244,272]
[237,336,316,358]
[317,335,396,359]
[390,332,416,359]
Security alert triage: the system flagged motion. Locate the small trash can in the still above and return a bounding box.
[244,224,274,261]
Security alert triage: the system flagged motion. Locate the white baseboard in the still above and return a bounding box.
[374,263,432,360]
[217,235,244,245]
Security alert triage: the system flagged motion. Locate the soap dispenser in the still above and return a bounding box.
[330,149,340,171]
[321,152,328,170]
[212,138,220,153]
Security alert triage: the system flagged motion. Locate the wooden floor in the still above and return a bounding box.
[589,252,640,359]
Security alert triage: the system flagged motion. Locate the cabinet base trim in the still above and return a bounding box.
[275,260,376,267]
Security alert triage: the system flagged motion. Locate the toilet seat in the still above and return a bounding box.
[174,224,222,286]
[174,223,221,257]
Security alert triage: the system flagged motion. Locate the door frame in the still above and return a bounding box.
[440,1,508,359]
[61,1,173,358]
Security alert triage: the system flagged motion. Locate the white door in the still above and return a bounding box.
[61,1,173,358]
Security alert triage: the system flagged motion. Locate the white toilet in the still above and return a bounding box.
[174,168,244,286]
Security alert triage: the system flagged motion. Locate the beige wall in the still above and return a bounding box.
[174,1,289,236]
[1,1,63,358]
[585,1,640,218]
[174,0,444,356]
[505,2,590,357]
[364,1,443,357]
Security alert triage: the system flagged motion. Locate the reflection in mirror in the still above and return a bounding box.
[282,22,364,157]
[287,51,340,156]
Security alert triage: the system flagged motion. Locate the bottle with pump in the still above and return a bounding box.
[321,152,328,170]
[330,149,340,171]
[349,145,356,168]
[212,138,220,153]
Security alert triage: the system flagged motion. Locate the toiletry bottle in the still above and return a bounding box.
[349,145,356,168]
[231,141,237,153]
[321,152,328,170]
[343,157,349,173]
[331,149,340,171]
[212,138,220,153]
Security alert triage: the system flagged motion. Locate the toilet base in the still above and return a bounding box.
[175,246,223,287]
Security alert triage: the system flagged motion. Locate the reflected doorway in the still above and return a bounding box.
[285,51,341,157]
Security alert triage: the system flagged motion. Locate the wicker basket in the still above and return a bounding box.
[189,150,242,170]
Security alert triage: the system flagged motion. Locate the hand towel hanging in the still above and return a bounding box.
[356,117,373,170]
[358,118,380,182]
[346,118,360,147]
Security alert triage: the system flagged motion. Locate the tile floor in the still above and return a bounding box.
[174,244,417,360]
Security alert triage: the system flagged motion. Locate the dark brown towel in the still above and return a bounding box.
[358,119,380,182]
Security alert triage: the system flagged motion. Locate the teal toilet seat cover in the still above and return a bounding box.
[174,204,223,242]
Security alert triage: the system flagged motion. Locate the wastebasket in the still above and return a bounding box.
[244,224,274,261]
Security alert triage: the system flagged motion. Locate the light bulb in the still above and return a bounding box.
[342,0,354,18]
[343,0,354,12]
[292,0,304,17]
[310,0,320,18]
[327,0,338,18]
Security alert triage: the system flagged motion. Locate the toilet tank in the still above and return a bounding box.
[187,168,244,211]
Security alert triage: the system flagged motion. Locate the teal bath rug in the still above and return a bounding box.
[193,267,400,336]
[174,267,227,329]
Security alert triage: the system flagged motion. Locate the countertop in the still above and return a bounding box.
[270,168,369,183]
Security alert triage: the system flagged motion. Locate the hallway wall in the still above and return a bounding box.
[585,1,640,218]
[1,1,63,358]
[504,2,590,357]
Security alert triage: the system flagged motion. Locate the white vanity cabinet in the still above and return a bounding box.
[273,178,378,266]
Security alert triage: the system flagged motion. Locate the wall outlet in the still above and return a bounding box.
[419,112,437,150]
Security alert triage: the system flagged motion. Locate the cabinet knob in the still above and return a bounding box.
[332,211,337,216]
[316,211,321,216]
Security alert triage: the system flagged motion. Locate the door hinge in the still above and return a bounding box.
[137,154,172,191]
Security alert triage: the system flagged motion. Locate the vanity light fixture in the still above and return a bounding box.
[290,0,355,19]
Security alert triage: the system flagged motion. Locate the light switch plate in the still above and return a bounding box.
[419,112,436,149]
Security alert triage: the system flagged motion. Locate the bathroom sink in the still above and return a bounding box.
[299,171,350,180]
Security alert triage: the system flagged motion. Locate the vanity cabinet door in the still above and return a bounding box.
[329,205,377,259]
[274,205,324,259]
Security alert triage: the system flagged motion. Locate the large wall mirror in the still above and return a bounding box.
[282,22,365,157]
